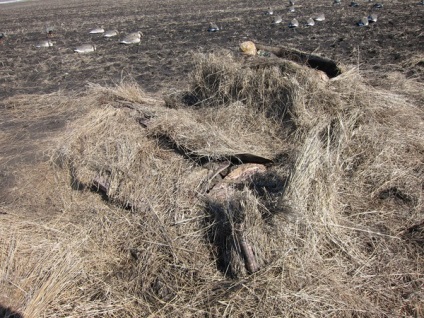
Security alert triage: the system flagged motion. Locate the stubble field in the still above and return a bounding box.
[0,0,423,97]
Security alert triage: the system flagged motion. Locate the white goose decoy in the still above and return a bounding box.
[119,31,143,44]
[289,18,299,28]
[357,16,369,26]
[89,26,104,34]
[306,17,315,26]
[207,22,220,32]
[314,13,326,22]
[368,13,378,23]
[103,30,119,38]
[36,39,53,48]
[264,7,273,15]
[74,44,96,53]
[272,15,283,24]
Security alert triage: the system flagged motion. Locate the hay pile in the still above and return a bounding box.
[2,51,423,317]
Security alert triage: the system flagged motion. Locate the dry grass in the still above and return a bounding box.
[1,51,423,317]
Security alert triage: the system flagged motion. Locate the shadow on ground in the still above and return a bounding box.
[0,305,23,318]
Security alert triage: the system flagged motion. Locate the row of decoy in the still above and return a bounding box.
[87,27,143,44]
[33,29,144,53]
[53,0,387,53]
[3,0,424,53]
[250,0,386,30]
[265,12,326,28]
[0,23,144,52]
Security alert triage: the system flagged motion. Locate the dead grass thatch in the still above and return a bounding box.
[1,51,423,317]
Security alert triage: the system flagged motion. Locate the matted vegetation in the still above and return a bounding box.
[1,51,423,317]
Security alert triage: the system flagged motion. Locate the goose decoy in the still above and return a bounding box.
[119,31,143,44]
[264,7,273,15]
[420,0,424,5]
[45,25,55,38]
[207,22,220,32]
[373,3,383,8]
[289,0,295,5]
[74,44,96,53]
[103,30,118,38]
[306,17,315,26]
[357,16,369,26]
[272,15,283,24]
[368,13,377,23]
[89,27,104,34]
[349,1,359,7]
[289,18,299,28]
[0,32,5,44]
[314,13,326,21]
[333,0,341,4]
[36,39,53,48]
[288,5,295,12]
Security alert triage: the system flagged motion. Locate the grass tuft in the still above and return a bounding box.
[1,51,423,317]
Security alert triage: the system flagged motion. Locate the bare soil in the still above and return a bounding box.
[0,0,423,98]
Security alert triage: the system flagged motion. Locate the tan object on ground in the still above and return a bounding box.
[240,41,257,56]
[316,70,330,81]
[209,163,267,201]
